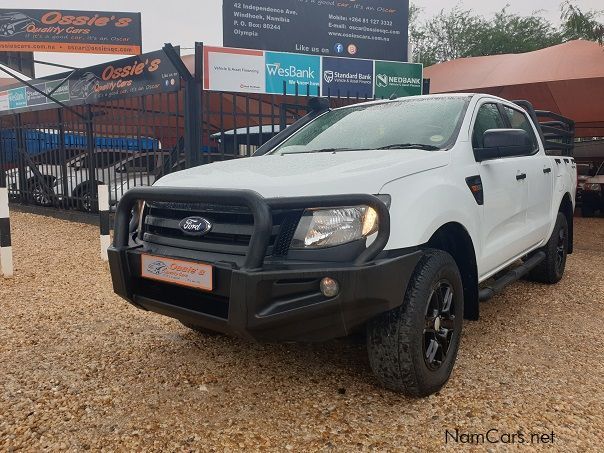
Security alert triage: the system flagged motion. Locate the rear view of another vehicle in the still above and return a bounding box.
[581,162,604,217]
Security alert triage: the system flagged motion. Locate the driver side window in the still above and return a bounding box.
[472,103,506,149]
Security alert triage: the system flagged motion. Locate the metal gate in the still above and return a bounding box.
[0,43,380,213]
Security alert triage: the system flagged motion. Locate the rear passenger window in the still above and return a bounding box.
[472,103,506,149]
[502,106,539,152]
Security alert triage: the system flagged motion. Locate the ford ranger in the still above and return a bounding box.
[108,94,577,397]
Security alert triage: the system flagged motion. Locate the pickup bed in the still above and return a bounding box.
[108,94,577,397]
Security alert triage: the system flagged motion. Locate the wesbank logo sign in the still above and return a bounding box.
[266,63,316,79]
[265,52,320,95]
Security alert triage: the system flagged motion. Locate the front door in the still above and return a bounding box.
[472,102,530,276]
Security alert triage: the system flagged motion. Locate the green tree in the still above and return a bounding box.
[560,1,604,44]
[409,1,602,67]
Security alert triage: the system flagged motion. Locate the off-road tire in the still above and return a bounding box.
[367,250,464,397]
[528,212,568,284]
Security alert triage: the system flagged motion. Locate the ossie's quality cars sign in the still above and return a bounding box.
[0,9,142,55]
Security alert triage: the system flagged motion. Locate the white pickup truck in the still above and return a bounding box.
[108,94,577,397]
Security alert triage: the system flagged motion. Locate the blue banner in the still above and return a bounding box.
[265,52,321,95]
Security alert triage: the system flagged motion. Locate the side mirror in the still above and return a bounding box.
[474,129,533,162]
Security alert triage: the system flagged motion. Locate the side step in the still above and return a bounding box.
[479,251,546,302]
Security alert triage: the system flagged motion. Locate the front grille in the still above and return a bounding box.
[142,202,302,257]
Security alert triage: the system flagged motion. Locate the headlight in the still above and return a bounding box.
[291,195,390,249]
[586,183,602,192]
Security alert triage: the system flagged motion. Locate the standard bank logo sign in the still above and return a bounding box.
[265,52,321,95]
[321,57,373,98]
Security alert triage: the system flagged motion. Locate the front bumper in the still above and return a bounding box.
[108,187,421,342]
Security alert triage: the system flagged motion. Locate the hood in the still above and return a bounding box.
[155,150,450,198]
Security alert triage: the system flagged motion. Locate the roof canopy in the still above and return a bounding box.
[424,40,604,137]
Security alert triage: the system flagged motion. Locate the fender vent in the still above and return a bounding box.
[466,176,484,205]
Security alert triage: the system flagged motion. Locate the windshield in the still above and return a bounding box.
[271,97,470,155]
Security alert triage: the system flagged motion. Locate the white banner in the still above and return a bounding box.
[204,47,265,94]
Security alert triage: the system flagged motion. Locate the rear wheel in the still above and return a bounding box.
[367,250,464,397]
[75,184,97,213]
[528,212,568,284]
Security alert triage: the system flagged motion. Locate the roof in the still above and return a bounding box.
[424,40,604,138]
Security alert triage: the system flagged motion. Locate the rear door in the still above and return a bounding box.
[472,102,529,275]
[501,104,553,246]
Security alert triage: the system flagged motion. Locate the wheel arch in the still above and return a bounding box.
[427,222,479,320]
[559,193,574,254]
[71,179,104,197]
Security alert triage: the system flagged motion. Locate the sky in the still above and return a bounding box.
[3,0,602,77]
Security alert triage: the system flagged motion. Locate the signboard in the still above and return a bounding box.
[374,61,423,98]
[223,0,409,62]
[203,46,265,94]
[321,57,373,98]
[265,52,321,95]
[204,46,422,99]
[204,47,423,99]
[0,9,142,55]
[0,49,180,112]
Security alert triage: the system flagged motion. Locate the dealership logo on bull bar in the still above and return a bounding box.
[376,73,422,88]
[266,63,315,79]
[179,217,212,236]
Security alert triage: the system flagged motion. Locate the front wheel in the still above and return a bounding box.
[367,250,464,397]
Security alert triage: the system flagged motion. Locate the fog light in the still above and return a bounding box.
[320,277,340,297]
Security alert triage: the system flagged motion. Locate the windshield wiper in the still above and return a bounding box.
[377,143,441,151]
[282,147,363,154]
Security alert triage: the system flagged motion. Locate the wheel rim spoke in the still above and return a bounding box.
[423,280,455,371]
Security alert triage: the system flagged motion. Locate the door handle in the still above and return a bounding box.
[516,173,527,181]
[543,168,552,174]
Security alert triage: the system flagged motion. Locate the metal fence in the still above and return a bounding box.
[0,44,383,213]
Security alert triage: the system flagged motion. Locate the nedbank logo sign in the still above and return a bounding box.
[265,52,320,95]
[374,61,423,98]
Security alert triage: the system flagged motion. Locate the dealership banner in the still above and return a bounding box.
[0,50,180,113]
[0,9,142,55]
[374,61,423,98]
[204,46,422,99]
[322,57,373,98]
[223,0,409,62]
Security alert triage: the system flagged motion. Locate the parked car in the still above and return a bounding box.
[108,94,576,397]
[580,161,604,217]
[6,150,168,211]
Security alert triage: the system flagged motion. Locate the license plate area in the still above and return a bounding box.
[141,254,213,291]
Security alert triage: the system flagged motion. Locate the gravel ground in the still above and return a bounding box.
[1,211,603,452]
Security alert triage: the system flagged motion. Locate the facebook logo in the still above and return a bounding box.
[334,43,344,54]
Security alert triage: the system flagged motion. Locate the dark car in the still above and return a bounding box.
[0,12,36,36]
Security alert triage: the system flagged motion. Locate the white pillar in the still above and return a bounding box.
[98,185,110,262]
[0,187,13,278]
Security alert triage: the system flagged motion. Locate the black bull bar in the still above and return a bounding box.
[111,187,392,267]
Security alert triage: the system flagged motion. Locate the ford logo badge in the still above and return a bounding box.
[179,217,212,236]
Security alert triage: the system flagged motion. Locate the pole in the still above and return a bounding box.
[0,186,13,278]
[98,184,110,261]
